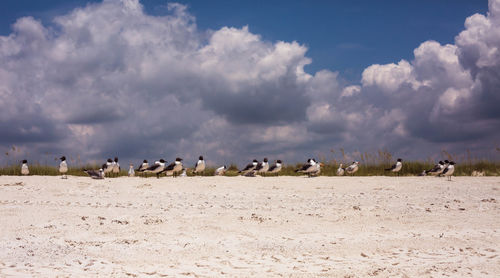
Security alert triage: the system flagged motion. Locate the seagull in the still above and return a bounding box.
[239,159,258,175]
[162,158,183,177]
[309,159,324,177]
[84,166,104,179]
[136,160,149,172]
[215,165,227,176]
[296,158,314,173]
[179,168,187,177]
[103,158,113,177]
[268,160,283,176]
[112,157,120,177]
[440,160,450,176]
[143,159,166,178]
[296,158,319,177]
[345,161,360,176]
[426,161,445,176]
[385,158,403,176]
[136,160,149,177]
[193,156,206,175]
[247,158,269,177]
[336,163,345,176]
[21,160,29,175]
[59,156,68,179]
[442,161,456,181]
[128,164,135,177]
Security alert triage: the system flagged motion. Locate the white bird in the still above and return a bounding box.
[59,156,68,179]
[193,156,206,175]
[442,161,456,181]
[268,160,283,176]
[239,159,258,175]
[215,165,227,176]
[296,158,314,173]
[309,159,323,177]
[84,168,104,179]
[112,157,120,177]
[128,164,135,177]
[256,158,269,174]
[135,160,149,177]
[296,158,321,177]
[247,158,269,177]
[103,158,114,177]
[426,161,445,176]
[345,161,360,176]
[385,158,403,176]
[136,160,149,172]
[179,168,187,177]
[162,158,183,177]
[336,163,345,176]
[143,159,166,178]
[21,160,29,175]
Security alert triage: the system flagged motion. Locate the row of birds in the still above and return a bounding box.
[418,159,456,180]
[336,158,456,180]
[85,157,284,179]
[17,157,456,180]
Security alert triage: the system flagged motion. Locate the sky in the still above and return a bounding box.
[0,0,489,80]
[0,0,499,167]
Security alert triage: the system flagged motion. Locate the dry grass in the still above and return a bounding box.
[1,148,499,176]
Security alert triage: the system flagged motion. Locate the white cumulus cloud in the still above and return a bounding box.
[1,0,499,165]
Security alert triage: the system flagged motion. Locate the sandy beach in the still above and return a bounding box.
[0,176,498,277]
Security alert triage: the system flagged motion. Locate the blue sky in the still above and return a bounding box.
[0,0,488,81]
[0,0,498,166]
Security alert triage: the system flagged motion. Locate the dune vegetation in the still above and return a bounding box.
[1,148,499,177]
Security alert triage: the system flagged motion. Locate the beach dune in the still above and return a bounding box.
[0,176,499,277]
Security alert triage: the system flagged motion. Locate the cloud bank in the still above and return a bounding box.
[1,0,499,165]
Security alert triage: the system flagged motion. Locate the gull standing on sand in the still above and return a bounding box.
[268,160,283,176]
[136,160,149,172]
[309,159,323,177]
[296,158,313,173]
[136,160,149,177]
[215,165,227,176]
[440,160,451,176]
[162,158,183,177]
[345,161,360,176]
[442,161,456,181]
[128,164,135,177]
[336,163,345,176]
[112,157,120,177]
[103,158,113,177]
[426,161,445,176]
[21,160,29,175]
[253,157,269,174]
[239,159,258,175]
[193,156,206,175]
[296,158,318,177]
[59,156,68,179]
[84,166,104,179]
[144,159,166,178]
[180,168,187,177]
[385,158,403,176]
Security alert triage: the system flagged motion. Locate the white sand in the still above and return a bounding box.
[0,176,499,277]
